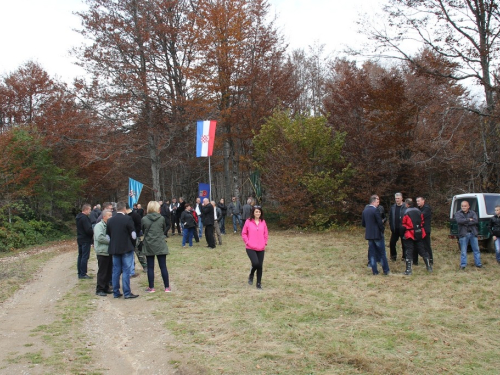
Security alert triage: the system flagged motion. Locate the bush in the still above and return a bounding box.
[0,216,70,252]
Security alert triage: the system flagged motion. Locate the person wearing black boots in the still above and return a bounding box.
[401,198,432,275]
[242,206,269,290]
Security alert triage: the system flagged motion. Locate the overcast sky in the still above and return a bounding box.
[0,0,388,83]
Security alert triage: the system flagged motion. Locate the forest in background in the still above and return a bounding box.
[0,0,499,244]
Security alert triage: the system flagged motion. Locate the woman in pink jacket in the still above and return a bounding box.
[242,206,268,290]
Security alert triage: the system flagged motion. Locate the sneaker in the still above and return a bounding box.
[165,287,171,293]
[460,266,466,270]
[234,231,237,233]
[182,245,186,248]
[256,283,263,290]
[476,264,483,268]
[145,287,156,293]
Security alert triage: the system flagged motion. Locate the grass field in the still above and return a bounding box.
[145,227,500,374]
[2,227,500,374]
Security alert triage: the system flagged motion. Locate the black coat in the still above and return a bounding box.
[362,205,384,240]
[128,210,142,236]
[217,202,227,216]
[389,203,407,234]
[201,204,215,226]
[106,213,136,255]
[76,212,93,243]
[489,215,500,237]
[418,203,432,233]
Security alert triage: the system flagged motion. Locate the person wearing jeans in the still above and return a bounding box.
[76,203,94,279]
[362,195,390,276]
[488,205,500,264]
[107,202,139,299]
[180,203,196,247]
[455,200,482,269]
[228,197,242,233]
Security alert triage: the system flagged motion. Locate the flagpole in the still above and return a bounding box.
[208,156,212,201]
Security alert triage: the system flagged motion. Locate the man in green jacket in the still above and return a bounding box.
[94,210,113,296]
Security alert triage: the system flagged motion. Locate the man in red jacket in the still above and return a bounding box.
[402,198,432,275]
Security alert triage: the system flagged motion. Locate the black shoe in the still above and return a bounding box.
[476,264,483,268]
[104,290,113,294]
[459,266,466,270]
[96,291,107,297]
[114,293,123,298]
[256,283,263,290]
[79,275,92,279]
[248,274,254,285]
[124,293,139,299]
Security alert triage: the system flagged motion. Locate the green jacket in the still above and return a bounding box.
[141,213,169,256]
[93,220,110,256]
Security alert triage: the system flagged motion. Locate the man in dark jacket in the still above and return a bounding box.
[488,205,500,264]
[228,196,242,233]
[402,198,432,275]
[89,204,101,227]
[389,192,407,261]
[416,196,433,265]
[362,195,390,275]
[455,200,482,270]
[160,200,171,236]
[241,198,253,229]
[107,201,139,299]
[76,203,94,279]
[201,198,216,249]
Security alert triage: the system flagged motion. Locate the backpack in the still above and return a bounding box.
[406,209,423,241]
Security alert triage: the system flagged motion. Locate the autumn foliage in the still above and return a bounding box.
[0,0,499,232]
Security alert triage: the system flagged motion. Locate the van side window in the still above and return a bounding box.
[484,195,500,215]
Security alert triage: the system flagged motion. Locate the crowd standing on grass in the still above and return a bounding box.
[365,190,494,276]
[79,194,265,298]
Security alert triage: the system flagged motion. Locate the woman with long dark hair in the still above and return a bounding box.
[241,206,268,290]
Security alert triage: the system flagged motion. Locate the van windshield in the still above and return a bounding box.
[484,195,500,215]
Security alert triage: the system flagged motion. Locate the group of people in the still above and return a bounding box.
[76,201,171,298]
[362,192,498,275]
[362,193,434,276]
[76,194,270,298]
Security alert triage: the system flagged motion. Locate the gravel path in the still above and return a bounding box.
[0,244,182,374]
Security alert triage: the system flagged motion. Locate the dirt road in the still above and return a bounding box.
[0,243,183,374]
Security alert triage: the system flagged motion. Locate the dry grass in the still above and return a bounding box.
[2,231,500,374]
[145,228,500,375]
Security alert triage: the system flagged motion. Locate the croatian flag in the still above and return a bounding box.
[196,120,217,157]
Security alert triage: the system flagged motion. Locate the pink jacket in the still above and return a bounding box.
[242,219,268,251]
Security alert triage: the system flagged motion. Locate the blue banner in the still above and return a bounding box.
[198,183,210,202]
[128,178,144,208]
